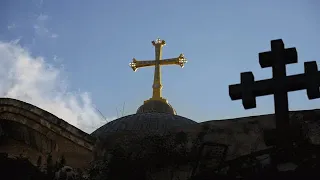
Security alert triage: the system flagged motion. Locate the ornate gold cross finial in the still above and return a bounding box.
[129,38,187,103]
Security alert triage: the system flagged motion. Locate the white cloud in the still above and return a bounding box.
[51,33,59,38]
[34,0,44,8]
[7,23,16,30]
[37,14,48,21]
[0,40,115,133]
[33,14,58,39]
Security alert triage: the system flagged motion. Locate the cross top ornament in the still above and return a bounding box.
[229,39,320,147]
[153,38,166,45]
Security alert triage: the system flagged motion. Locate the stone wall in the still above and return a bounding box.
[0,98,96,169]
[162,109,320,179]
[197,109,320,160]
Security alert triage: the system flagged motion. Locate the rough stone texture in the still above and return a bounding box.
[0,98,96,169]
[90,109,320,180]
[92,109,320,164]
[196,109,320,161]
[143,109,320,180]
[137,100,177,114]
[91,112,197,138]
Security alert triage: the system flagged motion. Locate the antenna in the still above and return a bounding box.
[116,107,119,118]
[93,105,108,123]
[121,102,126,117]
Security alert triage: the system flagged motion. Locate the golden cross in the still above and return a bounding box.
[129,38,187,102]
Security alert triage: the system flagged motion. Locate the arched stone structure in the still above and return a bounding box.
[0,98,96,169]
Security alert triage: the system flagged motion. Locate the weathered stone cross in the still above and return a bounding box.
[129,38,187,103]
[229,39,320,146]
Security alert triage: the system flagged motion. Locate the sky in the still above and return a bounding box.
[0,0,319,133]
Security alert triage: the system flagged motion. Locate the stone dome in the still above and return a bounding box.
[137,100,176,115]
[91,112,197,138]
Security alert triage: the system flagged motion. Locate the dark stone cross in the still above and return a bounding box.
[229,39,320,147]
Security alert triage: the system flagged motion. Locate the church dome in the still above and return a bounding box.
[136,100,176,115]
[91,38,195,139]
[91,112,197,138]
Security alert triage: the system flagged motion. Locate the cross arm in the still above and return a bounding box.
[229,62,320,107]
[229,74,316,100]
[229,72,274,109]
[230,76,274,100]
[159,54,187,68]
[129,58,156,71]
[304,61,320,99]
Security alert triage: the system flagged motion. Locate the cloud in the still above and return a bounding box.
[37,14,48,21]
[33,14,58,39]
[7,23,17,30]
[0,40,115,133]
[34,0,44,8]
[51,33,59,38]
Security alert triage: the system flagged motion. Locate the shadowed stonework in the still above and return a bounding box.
[137,100,177,114]
[0,98,95,169]
[199,110,320,160]
[91,112,197,137]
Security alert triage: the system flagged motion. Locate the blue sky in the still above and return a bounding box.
[0,0,319,132]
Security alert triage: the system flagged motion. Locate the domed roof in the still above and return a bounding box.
[137,100,176,115]
[91,38,195,138]
[91,112,197,138]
